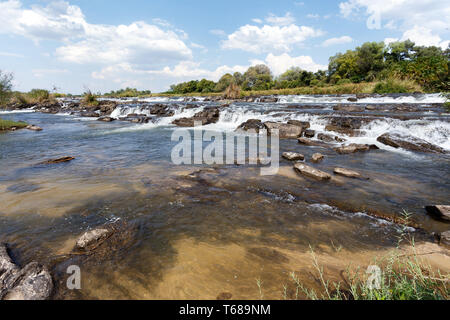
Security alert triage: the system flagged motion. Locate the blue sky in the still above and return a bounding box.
[0,0,448,93]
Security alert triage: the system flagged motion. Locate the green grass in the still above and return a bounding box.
[0,118,28,131]
[82,90,100,106]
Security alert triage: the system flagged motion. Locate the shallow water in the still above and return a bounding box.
[0,94,449,299]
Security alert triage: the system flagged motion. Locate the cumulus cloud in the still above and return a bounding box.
[322,36,353,47]
[339,0,449,37]
[262,53,327,75]
[400,26,449,49]
[0,0,192,66]
[222,24,323,53]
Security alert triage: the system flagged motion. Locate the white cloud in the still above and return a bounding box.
[322,36,353,47]
[307,14,320,19]
[209,29,226,36]
[0,0,192,67]
[265,12,296,26]
[401,26,449,49]
[384,37,399,45]
[252,18,263,24]
[263,53,327,75]
[222,24,323,53]
[339,0,450,33]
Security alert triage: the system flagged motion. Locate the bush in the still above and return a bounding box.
[373,77,422,94]
[28,89,50,102]
[223,83,241,99]
[82,90,99,106]
[0,118,28,131]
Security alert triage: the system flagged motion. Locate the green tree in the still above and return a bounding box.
[0,70,13,106]
[243,64,273,90]
[214,73,233,92]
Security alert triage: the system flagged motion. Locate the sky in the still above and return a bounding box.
[0,0,449,94]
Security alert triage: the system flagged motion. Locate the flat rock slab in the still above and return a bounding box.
[294,163,331,181]
[264,122,304,139]
[334,167,367,179]
[334,144,378,154]
[282,152,304,161]
[39,156,75,165]
[377,133,446,154]
[425,205,450,221]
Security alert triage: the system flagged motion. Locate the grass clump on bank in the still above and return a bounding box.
[0,118,28,131]
[82,90,100,106]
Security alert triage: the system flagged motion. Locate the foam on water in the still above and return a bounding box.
[278,93,445,104]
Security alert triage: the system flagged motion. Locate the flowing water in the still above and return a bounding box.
[0,93,449,299]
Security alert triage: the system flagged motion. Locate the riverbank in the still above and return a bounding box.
[0,118,28,132]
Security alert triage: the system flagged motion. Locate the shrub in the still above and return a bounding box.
[0,70,13,106]
[28,89,50,102]
[373,77,422,94]
[82,90,99,106]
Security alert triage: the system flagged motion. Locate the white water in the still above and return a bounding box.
[100,93,450,152]
[278,93,446,104]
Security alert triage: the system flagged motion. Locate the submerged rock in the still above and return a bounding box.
[334,104,364,112]
[0,244,53,300]
[334,167,366,179]
[377,133,446,154]
[39,156,75,165]
[293,163,331,181]
[282,152,305,161]
[311,153,324,163]
[317,133,336,143]
[97,116,115,122]
[75,228,113,252]
[440,231,450,248]
[425,205,450,221]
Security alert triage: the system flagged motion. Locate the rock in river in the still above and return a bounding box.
[334,167,366,179]
[0,244,53,300]
[264,122,305,139]
[39,156,75,165]
[311,153,324,163]
[26,125,43,131]
[293,163,331,181]
[334,144,378,154]
[440,231,450,248]
[282,152,304,161]
[75,228,113,252]
[377,133,446,154]
[236,119,266,133]
[425,205,450,221]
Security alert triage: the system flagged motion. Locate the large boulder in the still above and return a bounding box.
[293,163,331,181]
[0,244,52,300]
[264,122,305,139]
[173,107,220,127]
[149,104,175,117]
[425,205,450,221]
[377,133,446,154]
[236,119,266,133]
[325,117,371,136]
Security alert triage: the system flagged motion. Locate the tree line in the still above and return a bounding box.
[168,41,449,94]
